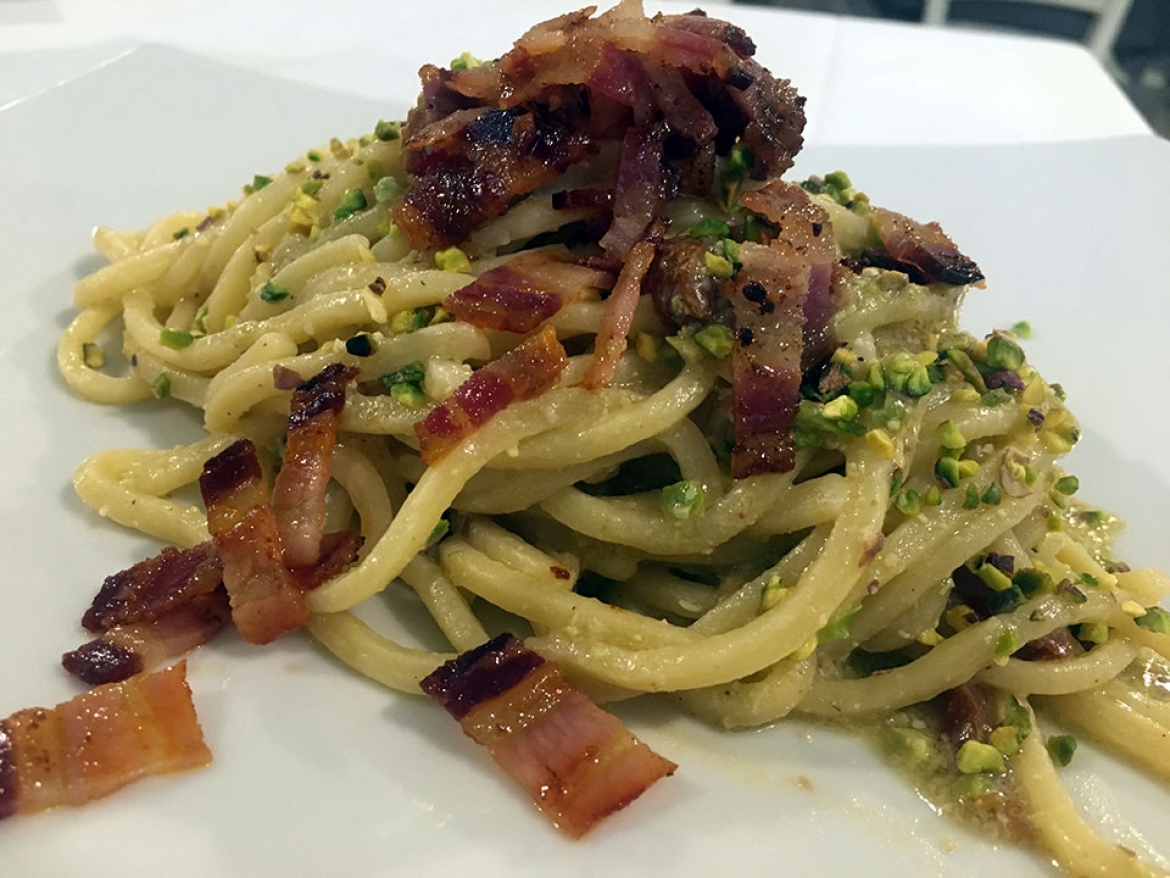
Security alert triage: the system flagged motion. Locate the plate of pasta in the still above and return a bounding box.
[2,3,1170,876]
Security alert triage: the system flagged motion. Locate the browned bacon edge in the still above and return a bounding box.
[416,325,569,465]
[200,439,310,645]
[444,252,615,334]
[63,594,231,686]
[82,542,223,633]
[0,663,210,821]
[421,633,676,838]
[271,363,358,568]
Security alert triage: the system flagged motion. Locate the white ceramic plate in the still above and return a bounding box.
[1,43,1168,878]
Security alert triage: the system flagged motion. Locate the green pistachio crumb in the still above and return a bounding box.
[151,373,171,399]
[981,481,1002,505]
[375,119,402,142]
[660,480,706,522]
[1054,475,1079,495]
[1136,606,1170,634]
[1047,734,1077,767]
[172,227,190,240]
[374,175,404,203]
[434,246,472,273]
[688,218,731,239]
[259,283,291,303]
[693,324,734,358]
[956,740,1005,775]
[703,250,735,279]
[159,329,194,349]
[333,187,368,222]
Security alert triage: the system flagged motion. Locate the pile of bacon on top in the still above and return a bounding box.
[1,0,980,834]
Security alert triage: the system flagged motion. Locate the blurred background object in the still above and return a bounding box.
[736,0,1170,137]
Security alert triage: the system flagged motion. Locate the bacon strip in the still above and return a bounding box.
[415,326,568,465]
[444,252,614,334]
[199,439,308,645]
[0,663,210,820]
[421,634,676,838]
[63,594,231,686]
[866,207,983,286]
[82,541,223,633]
[583,239,658,389]
[272,363,357,568]
[727,184,839,477]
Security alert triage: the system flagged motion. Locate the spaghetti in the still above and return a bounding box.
[56,1,1170,872]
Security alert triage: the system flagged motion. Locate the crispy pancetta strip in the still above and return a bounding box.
[0,663,210,820]
[444,252,614,333]
[421,634,676,838]
[199,439,308,644]
[63,594,231,686]
[272,363,358,568]
[416,325,568,464]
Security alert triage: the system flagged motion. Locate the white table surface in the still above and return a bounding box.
[0,0,1154,145]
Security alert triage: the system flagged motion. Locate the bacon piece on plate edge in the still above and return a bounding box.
[421,633,676,838]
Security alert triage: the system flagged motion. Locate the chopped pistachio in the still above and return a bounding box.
[894,489,921,517]
[382,361,425,389]
[866,361,885,390]
[1054,475,1079,495]
[1076,622,1109,645]
[882,727,935,770]
[989,725,1022,757]
[1136,606,1170,634]
[660,480,706,522]
[994,629,1019,663]
[981,388,1013,407]
[916,628,944,646]
[904,365,932,397]
[374,175,404,203]
[151,374,171,399]
[1013,567,1055,597]
[822,395,859,422]
[82,342,105,369]
[981,481,1002,505]
[694,324,734,358]
[159,329,195,349]
[820,607,859,642]
[449,51,484,71]
[374,119,402,141]
[945,604,978,632]
[922,485,942,506]
[703,250,735,279]
[434,246,472,273]
[329,137,351,159]
[1010,320,1033,339]
[975,561,1014,593]
[956,740,1005,775]
[847,381,877,407]
[951,775,991,800]
[1047,734,1077,767]
[306,149,322,162]
[252,174,273,191]
[722,238,741,265]
[688,218,731,239]
[935,420,966,451]
[172,227,190,240]
[935,457,961,488]
[957,460,980,480]
[301,178,324,196]
[426,519,450,547]
[390,382,427,408]
[728,142,755,173]
[259,283,291,303]
[1002,697,1033,739]
[760,574,789,610]
[285,160,306,174]
[333,187,368,221]
[986,334,1025,371]
[963,483,981,509]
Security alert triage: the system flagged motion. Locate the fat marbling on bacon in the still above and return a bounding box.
[421,633,676,837]
[0,663,210,820]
